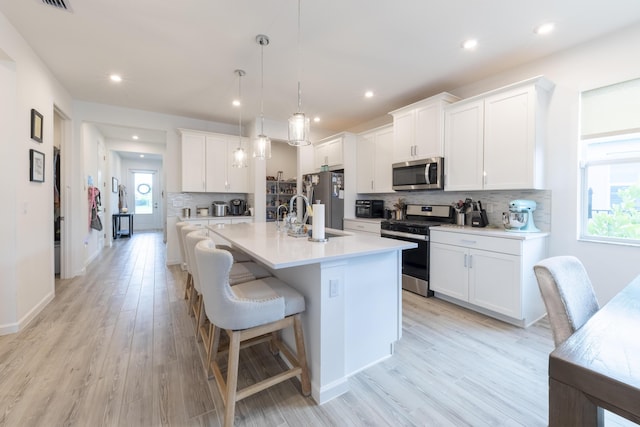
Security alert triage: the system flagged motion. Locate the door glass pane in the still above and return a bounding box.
[134,172,153,215]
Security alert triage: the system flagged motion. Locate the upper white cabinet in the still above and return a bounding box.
[181,132,207,192]
[314,135,345,170]
[356,125,393,193]
[390,92,459,162]
[444,77,554,191]
[179,129,249,193]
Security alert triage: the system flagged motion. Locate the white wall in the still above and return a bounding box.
[266,141,297,180]
[0,12,72,334]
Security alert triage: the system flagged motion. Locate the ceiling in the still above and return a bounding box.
[3,0,640,150]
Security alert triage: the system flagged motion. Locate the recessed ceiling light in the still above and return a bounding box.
[232,99,240,107]
[313,117,320,123]
[534,22,555,35]
[364,90,374,98]
[109,74,122,82]
[462,39,478,50]
[132,135,139,140]
[139,154,144,158]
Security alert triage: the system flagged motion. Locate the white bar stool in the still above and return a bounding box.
[185,229,271,345]
[195,240,311,427]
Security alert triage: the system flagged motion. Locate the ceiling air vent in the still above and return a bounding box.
[40,0,72,12]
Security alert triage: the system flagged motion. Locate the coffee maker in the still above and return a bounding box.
[502,199,540,232]
[229,199,246,216]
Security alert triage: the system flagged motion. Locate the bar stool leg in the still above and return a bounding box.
[293,314,311,396]
[224,331,241,427]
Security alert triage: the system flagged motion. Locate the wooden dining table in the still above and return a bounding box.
[548,274,640,426]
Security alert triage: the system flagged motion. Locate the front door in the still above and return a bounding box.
[129,170,161,231]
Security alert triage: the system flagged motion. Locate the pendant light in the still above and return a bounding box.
[232,69,248,168]
[288,0,311,146]
[253,34,272,159]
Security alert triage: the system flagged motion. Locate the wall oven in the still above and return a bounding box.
[380,205,453,297]
[392,157,444,191]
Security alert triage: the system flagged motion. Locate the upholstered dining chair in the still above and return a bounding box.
[184,228,271,344]
[533,255,600,347]
[195,240,311,427]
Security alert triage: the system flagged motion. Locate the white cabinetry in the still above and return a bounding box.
[181,132,207,192]
[343,218,381,236]
[430,228,547,327]
[179,129,249,193]
[356,125,393,193]
[314,135,344,170]
[444,77,554,191]
[390,92,459,162]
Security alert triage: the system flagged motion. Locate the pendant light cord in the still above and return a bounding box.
[238,70,243,146]
[297,0,302,111]
[260,40,265,134]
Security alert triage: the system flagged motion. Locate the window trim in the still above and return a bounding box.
[579,135,640,246]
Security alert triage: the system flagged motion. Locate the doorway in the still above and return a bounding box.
[129,169,161,231]
[53,107,71,279]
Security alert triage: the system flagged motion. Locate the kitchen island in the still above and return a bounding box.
[207,221,416,404]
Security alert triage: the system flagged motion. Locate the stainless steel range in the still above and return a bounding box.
[380,204,454,297]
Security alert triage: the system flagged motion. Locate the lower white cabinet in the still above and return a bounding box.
[430,228,547,327]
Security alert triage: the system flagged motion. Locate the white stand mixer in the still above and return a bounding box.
[503,199,540,232]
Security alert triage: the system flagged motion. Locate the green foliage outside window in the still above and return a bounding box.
[588,184,640,239]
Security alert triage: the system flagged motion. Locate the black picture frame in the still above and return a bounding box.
[30,149,45,182]
[112,177,118,193]
[31,109,43,143]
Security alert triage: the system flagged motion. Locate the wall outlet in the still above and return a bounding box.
[329,279,339,298]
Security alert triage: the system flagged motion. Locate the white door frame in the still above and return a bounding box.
[55,106,73,279]
[128,168,162,231]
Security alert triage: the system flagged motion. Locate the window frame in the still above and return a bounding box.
[579,133,640,246]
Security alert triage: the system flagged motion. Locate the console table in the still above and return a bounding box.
[112,213,133,239]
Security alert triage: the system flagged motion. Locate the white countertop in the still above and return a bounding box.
[435,224,549,240]
[208,222,416,269]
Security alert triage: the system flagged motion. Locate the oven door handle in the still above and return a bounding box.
[381,229,429,241]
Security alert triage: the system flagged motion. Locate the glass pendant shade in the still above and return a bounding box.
[288,0,311,147]
[253,134,271,159]
[232,69,248,168]
[253,35,272,159]
[288,112,310,146]
[233,144,247,168]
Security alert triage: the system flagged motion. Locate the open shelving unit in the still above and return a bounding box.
[266,180,296,222]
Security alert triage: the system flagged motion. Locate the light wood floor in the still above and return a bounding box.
[0,232,633,426]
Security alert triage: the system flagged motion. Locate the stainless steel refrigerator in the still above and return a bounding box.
[302,171,344,230]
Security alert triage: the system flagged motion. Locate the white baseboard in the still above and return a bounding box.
[0,290,55,336]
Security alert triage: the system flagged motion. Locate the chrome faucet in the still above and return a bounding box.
[288,194,311,236]
[276,204,288,231]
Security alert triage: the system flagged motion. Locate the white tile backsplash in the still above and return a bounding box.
[357,189,552,231]
[167,192,251,217]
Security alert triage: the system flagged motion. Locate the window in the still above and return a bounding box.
[580,78,640,245]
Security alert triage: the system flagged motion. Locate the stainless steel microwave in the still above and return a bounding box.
[392,157,444,191]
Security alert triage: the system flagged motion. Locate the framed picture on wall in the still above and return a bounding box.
[30,149,45,182]
[112,177,118,193]
[31,109,43,143]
